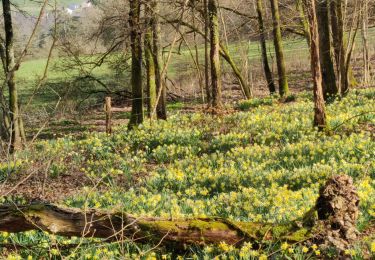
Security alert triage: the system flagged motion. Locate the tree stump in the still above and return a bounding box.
[316,174,360,251]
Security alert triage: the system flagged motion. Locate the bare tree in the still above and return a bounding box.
[128,0,144,128]
[330,0,347,95]
[209,0,223,108]
[304,0,327,129]
[361,0,370,84]
[145,1,157,119]
[204,0,211,103]
[152,0,167,120]
[256,0,276,94]
[316,0,338,100]
[2,0,21,151]
[269,0,289,97]
[296,0,310,45]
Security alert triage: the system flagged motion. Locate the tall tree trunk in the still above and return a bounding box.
[208,0,222,108]
[256,0,276,94]
[316,0,338,100]
[145,2,157,119]
[330,0,347,95]
[304,0,327,130]
[204,0,211,104]
[128,0,144,128]
[269,0,289,97]
[192,2,205,103]
[361,0,370,84]
[296,0,311,46]
[152,0,167,120]
[2,0,21,151]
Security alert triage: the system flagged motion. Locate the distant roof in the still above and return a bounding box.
[68,4,80,10]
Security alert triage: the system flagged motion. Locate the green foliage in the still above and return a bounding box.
[1,89,375,259]
[236,96,276,110]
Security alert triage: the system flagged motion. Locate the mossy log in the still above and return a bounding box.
[0,175,359,250]
[0,204,312,246]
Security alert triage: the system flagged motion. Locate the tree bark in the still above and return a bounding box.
[269,0,289,97]
[152,0,167,120]
[330,0,348,95]
[208,0,223,108]
[361,0,369,84]
[316,0,338,100]
[192,2,205,103]
[105,97,112,134]
[0,93,10,140]
[219,45,251,99]
[0,204,312,246]
[2,0,22,151]
[204,0,211,104]
[145,1,157,119]
[304,0,327,130]
[296,0,311,46]
[128,0,144,128]
[256,0,276,94]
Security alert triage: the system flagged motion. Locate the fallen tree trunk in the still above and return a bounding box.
[0,175,359,251]
[0,204,311,246]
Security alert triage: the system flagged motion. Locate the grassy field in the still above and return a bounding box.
[12,0,83,14]
[16,25,375,100]
[15,37,312,101]
[1,88,374,259]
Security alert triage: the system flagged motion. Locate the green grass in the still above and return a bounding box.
[12,0,82,14]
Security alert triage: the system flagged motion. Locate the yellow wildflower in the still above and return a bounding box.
[371,241,375,253]
[281,242,289,250]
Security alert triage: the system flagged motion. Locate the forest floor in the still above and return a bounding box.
[1,87,374,259]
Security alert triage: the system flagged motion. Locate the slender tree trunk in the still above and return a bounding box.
[204,0,211,104]
[0,36,9,140]
[269,0,289,97]
[0,94,10,140]
[316,0,338,100]
[152,0,167,120]
[0,107,9,140]
[296,0,311,46]
[220,46,251,99]
[128,0,144,128]
[256,0,276,94]
[105,97,112,134]
[330,0,347,95]
[2,0,21,151]
[145,1,157,119]
[361,0,370,84]
[18,107,26,143]
[192,3,204,103]
[304,0,327,130]
[208,0,222,108]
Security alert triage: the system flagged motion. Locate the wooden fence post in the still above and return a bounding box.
[105,97,112,134]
